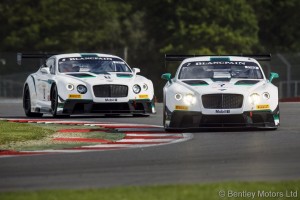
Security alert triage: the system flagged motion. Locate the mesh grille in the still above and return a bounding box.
[202,94,243,109]
[93,85,128,98]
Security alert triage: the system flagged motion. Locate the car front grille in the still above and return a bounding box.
[93,85,128,98]
[202,94,243,109]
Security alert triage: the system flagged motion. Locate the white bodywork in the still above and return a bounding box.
[163,56,279,129]
[23,53,155,116]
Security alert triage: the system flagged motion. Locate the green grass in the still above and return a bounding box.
[0,121,55,145]
[0,121,125,151]
[0,181,299,200]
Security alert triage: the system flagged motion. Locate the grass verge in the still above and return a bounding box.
[0,181,299,200]
[0,121,124,151]
[0,121,55,145]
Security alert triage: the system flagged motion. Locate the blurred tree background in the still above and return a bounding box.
[0,0,300,99]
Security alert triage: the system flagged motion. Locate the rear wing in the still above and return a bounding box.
[17,52,58,65]
[165,54,271,62]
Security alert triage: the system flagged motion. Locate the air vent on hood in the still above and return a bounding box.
[182,80,209,86]
[235,80,259,85]
[69,73,96,78]
[117,73,133,78]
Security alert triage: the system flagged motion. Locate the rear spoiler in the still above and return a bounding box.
[165,54,271,62]
[17,52,58,65]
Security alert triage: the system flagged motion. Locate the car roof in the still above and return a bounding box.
[182,56,259,63]
[50,53,122,60]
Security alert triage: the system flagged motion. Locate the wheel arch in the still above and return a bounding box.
[50,82,57,100]
[23,76,37,106]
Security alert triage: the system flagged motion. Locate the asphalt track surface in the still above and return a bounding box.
[0,100,300,191]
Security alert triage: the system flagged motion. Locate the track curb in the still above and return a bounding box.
[0,118,193,157]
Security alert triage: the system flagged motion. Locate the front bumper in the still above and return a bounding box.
[167,108,279,128]
[58,99,155,114]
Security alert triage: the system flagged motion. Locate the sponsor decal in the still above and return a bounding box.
[175,105,189,110]
[113,61,125,64]
[105,98,118,102]
[68,94,82,99]
[69,57,113,61]
[215,109,230,113]
[256,104,270,109]
[245,66,259,69]
[139,94,149,99]
[59,57,113,63]
[195,61,246,65]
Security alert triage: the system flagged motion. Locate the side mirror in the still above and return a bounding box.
[161,73,172,83]
[132,68,140,74]
[269,72,279,83]
[40,68,50,74]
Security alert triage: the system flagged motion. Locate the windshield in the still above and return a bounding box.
[58,57,132,74]
[179,61,263,79]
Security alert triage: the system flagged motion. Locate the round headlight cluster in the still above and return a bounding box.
[183,94,196,105]
[66,84,74,91]
[249,93,260,104]
[143,84,148,90]
[175,93,182,101]
[263,92,270,99]
[133,84,141,94]
[77,85,87,94]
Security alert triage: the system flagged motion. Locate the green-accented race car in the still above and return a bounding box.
[162,54,279,130]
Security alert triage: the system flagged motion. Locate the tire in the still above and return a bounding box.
[50,85,70,118]
[23,85,43,117]
[51,85,58,117]
[163,105,167,128]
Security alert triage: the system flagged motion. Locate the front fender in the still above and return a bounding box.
[24,74,38,107]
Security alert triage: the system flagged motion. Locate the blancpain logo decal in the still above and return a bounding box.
[69,57,113,61]
[216,109,230,113]
[196,61,246,65]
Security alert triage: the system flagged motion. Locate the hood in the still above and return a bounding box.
[63,72,135,85]
[178,79,266,95]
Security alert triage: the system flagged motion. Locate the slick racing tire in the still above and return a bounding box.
[51,85,58,117]
[23,85,43,117]
[51,85,69,118]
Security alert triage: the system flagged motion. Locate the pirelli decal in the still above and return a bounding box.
[139,94,149,99]
[256,104,270,110]
[68,94,82,99]
[175,105,189,110]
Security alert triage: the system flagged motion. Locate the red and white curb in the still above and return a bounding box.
[0,119,193,157]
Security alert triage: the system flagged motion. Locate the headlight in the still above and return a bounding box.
[183,94,196,105]
[142,84,148,90]
[77,85,87,94]
[262,92,270,99]
[174,93,182,101]
[249,93,260,104]
[66,84,74,91]
[133,84,141,94]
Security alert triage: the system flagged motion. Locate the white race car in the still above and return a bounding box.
[161,55,279,130]
[20,53,155,117]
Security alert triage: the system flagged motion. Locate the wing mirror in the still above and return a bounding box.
[40,67,50,74]
[161,73,172,83]
[132,68,140,74]
[269,72,279,83]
